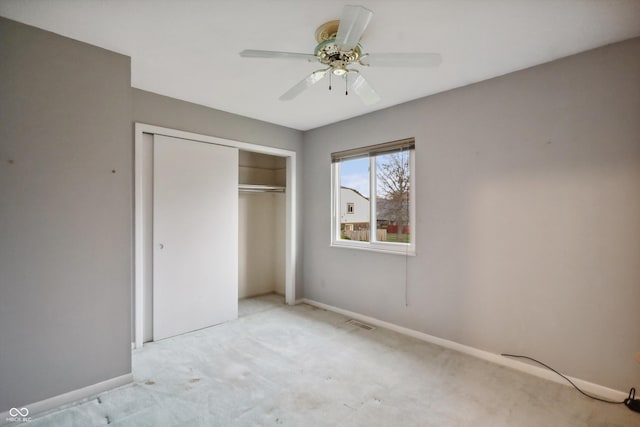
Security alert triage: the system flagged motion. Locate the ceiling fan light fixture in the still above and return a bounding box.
[240,5,441,104]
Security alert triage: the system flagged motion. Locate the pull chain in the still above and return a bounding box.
[345,73,348,96]
[329,72,332,91]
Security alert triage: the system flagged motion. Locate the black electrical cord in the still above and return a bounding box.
[501,353,627,405]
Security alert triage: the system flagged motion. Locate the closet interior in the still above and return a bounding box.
[238,150,286,299]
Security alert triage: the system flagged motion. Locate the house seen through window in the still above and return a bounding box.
[332,138,415,255]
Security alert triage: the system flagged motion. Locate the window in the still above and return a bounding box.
[331,138,415,255]
[347,203,354,214]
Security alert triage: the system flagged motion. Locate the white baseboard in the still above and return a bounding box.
[300,298,627,402]
[0,373,133,425]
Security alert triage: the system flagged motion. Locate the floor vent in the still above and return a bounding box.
[347,319,376,331]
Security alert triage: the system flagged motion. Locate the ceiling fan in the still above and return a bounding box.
[239,4,442,105]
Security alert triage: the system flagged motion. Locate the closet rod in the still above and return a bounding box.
[238,184,285,193]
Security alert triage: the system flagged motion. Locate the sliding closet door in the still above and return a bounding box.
[153,134,238,341]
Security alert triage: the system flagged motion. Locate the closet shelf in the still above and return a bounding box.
[238,184,285,193]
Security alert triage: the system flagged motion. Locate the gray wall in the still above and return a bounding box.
[302,38,640,392]
[0,17,132,411]
[132,89,305,298]
[133,89,303,153]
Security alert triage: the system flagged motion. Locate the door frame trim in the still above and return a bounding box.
[134,123,297,349]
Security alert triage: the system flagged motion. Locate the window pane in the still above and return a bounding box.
[339,157,370,241]
[375,151,411,243]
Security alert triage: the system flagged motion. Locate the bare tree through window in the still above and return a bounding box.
[376,151,410,242]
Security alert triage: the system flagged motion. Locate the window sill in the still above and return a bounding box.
[331,240,416,256]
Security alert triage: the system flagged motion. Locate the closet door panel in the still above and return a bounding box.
[153,135,238,341]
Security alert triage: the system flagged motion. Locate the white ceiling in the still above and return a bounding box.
[2,1,639,131]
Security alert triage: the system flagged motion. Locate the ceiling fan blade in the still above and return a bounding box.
[334,5,373,51]
[351,74,380,105]
[240,49,317,61]
[279,69,329,101]
[361,53,442,67]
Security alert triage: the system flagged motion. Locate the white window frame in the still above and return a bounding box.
[331,141,416,256]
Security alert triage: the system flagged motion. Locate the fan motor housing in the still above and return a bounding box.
[314,39,361,63]
[314,20,362,70]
